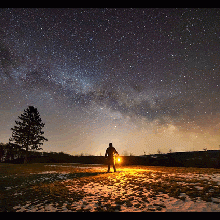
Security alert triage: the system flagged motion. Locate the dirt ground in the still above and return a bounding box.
[1,163,220,212]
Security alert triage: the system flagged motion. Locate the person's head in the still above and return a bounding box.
[109,143,112,147]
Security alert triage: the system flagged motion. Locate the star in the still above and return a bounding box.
[0,8,220,155]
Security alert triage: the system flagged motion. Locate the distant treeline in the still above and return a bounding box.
[1,142,220,168]
[0,143,25,163]
[143,150,220,168]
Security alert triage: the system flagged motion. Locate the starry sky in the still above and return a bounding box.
[1,8,220,156]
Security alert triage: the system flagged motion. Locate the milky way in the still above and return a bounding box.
[1,8,220,155]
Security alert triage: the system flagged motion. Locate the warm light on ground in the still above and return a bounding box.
[2,164,220,212]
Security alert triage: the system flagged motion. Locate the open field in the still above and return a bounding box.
[1,163,220,212]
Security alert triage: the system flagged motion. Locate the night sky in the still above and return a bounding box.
[1,8,220,156]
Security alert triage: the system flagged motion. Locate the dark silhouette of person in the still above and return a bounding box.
[105,143,119,172]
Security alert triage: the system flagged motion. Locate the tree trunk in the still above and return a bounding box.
[24,119,31,164]
[24,147,28,164]
[24,136,29,164]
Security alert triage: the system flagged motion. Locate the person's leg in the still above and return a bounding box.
[107,163,110,172]
[113,164,116,172]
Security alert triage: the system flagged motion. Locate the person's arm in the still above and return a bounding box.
[114,148,119,155]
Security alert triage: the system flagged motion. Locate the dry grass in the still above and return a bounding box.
[1,163,220,212]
